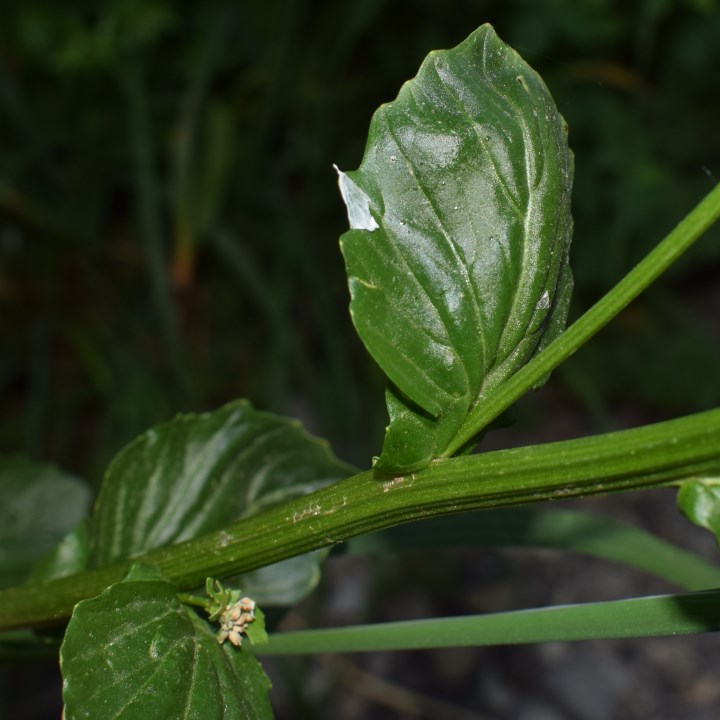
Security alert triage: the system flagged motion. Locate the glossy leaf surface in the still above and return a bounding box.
[678,477,720,544]
[89,400,353,603]
[61,575,273,719]
[338,24,573,471]
[0,456,91,588]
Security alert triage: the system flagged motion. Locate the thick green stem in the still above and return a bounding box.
[447,181,720,456]
[2,408,720,632]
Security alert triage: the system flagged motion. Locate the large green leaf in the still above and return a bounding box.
[0,456,91,588]
[337,24,573,472]
[61,573,273,719]
[89,400,354,603]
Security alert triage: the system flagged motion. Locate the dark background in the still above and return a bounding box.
[2,1,720,718]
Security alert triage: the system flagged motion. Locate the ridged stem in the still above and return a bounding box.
[2,408,720,631]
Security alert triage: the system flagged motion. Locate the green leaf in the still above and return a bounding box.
[678,477,720,544]
[61,576,273,719]
[258,588,720,655]
[338,24,573,472]
[348,508,720,591]
[89,400,353,605]
[0,456,91,588]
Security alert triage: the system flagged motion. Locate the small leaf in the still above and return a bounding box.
[0,456,91,588]
[61,577,273,719]
[338,24,573,471]
[678,477,720,544]
[259,589,720,655]
[89,400,353,604]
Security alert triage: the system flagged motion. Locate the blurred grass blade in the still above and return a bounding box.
[258,589,720,655]
[348,508,720,590]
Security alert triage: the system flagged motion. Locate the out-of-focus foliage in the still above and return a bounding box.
[1,0,719,482]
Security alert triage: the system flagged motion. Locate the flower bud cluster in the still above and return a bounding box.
[217,596,256,647]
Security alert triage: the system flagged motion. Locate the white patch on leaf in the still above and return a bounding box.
[334,164,379,231]
[536,290,550,310]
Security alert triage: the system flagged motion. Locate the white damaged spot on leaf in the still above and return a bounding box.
[536,290,550,310]
[334,164,380,231]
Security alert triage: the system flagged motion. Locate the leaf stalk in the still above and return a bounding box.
[447,181,720,455]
